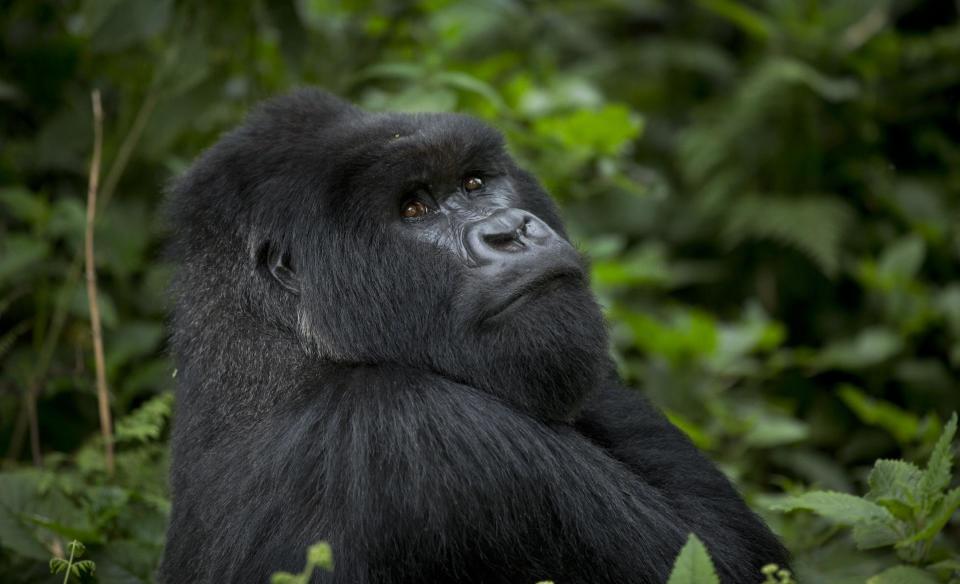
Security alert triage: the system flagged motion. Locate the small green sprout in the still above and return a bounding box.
[271,541,334,584]
[49,540,96,584]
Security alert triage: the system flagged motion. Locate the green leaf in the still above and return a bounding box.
[666,534,720,584]
[0,506,50,560]
[920,413,957,499]
[115,392,174,444]
[928,559,960,577]
[434,71,505,110]
[0,235,50,281]
[66,539,86,557]
[743,411,809,448]
[840,385,920,444]
[533,104,643,158]
[50,557,68,574]
[697,0,774,40]
[852,520,902,550]
[306,541,334,571]
[666,411,714,450]
[73,559,96,575]
[23,514,102,543]
[722,195,853,277]
[878,235,926,281]
[618,309,718,364]
[866,565,939,584]
[771,491,895,525]
[898,486,960,546]
[819,330,903,370]
[867,459,923,511]
[0,186,49,225]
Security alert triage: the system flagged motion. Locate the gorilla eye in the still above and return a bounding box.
[463,176,484,192]
[400,200,431,219]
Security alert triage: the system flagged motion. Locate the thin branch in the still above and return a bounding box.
[6,89,155,465]
[85,89,114,475]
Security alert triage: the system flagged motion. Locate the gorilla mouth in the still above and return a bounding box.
[482,268,583,322]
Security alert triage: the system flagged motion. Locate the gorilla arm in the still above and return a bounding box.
[574,378,791,578]
[236,365,697,584]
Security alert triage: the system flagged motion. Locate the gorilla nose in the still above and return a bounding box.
[467,208,562,265]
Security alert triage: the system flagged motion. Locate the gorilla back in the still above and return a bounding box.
[161,89,788,583]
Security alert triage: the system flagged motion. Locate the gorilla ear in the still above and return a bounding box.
[258,242,300,295]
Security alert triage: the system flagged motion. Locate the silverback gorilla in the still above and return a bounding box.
[160,89,788,583]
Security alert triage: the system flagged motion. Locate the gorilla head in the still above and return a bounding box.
[169,89,607,421]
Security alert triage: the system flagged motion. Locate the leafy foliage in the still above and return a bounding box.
[773,414,959,580]
[49,540,96,584]
[1,0,959,582]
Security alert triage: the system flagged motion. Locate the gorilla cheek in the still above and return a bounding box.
[453,282,608,420]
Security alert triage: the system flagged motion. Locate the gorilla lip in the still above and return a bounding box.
[482,267,582,322]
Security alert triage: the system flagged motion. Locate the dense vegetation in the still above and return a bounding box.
[1,1,959,582]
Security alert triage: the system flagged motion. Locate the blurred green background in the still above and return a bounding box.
[1,1,959,582]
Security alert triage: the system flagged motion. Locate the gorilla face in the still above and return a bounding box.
[196,91,607,419]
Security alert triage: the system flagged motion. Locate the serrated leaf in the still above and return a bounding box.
[115,392,174,444]
[771,491,895,525]
[867,459,923,510]
[666,534,720,584]
[920,413,957,499]
[866,565,939,584]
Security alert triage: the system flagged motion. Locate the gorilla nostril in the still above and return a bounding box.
[517,217,530,237]
[483,231,523,252]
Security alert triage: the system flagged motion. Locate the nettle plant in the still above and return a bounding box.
[663,534,795,584]
[774,413,960,583]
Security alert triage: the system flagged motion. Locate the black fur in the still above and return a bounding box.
[160,88,788,583]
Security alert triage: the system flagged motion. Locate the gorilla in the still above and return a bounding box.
[160,88,788,583]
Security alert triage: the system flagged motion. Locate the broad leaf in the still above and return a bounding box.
[867,459,923,511]
[772,491,894,525]
[666,534,720,584]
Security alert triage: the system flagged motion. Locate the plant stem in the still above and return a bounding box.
[85,90,115,475]
[62,541,75,584]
